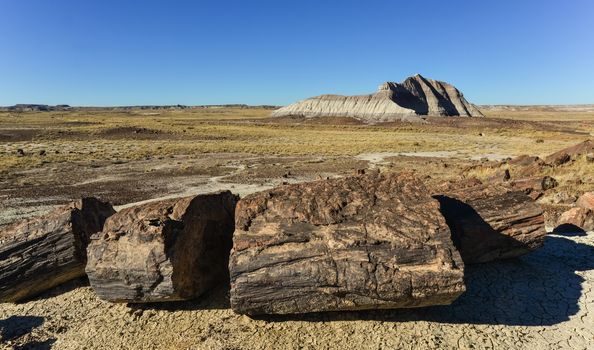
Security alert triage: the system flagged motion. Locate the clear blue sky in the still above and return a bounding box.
[1,0,593,106]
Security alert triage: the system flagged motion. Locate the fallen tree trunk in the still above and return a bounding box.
[86,191,238,303]
[0,198,115,302]
[229,172,465,315]
[433,181,546,264]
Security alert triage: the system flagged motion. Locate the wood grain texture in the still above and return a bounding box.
[229,172,465,315]
[434,182,546,264]
[86,191,238,303]
[0,198,115,302]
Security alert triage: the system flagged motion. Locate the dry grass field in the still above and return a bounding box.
[1,106,594,349]
[1,106,593,212]
[2,107,592,171]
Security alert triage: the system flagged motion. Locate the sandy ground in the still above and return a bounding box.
[1,230,592,350]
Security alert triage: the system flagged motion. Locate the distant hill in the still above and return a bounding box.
[0,104,280,112]
[271,74,484,123]
[480,105,594,113]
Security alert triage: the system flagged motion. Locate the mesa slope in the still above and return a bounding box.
[272,74,484,123]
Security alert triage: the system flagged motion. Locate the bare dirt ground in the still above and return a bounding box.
[1,231,592,350]
[1,106,594,349]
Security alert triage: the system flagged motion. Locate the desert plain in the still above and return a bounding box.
[1,105,594,349]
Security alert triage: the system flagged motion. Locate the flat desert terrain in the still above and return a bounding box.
[1,105,593,349]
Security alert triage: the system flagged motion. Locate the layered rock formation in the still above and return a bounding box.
[229,172,466,315]
[272,74,484,123]
[86,191,238,303]
[0,198,115,302]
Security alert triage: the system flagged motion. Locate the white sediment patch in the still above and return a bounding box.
[114,164,303,211]
[356,150,512,167]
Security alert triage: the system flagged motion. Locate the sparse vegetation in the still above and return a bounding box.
[2,107,592,174]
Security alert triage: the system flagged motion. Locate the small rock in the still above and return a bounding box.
[541,176,558,190]
[503,169,511,181]
[576,192,594,210]
[16,149,25,157]
[586,153,594,162]
[38,150,46,156]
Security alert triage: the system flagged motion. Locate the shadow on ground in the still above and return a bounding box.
[0,315,55,349]
[13,339,55,350]
[129,284,231,312]
[256,234,594,326]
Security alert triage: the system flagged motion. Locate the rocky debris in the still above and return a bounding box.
[229,172,466,315]
[555,207,594,233]
[544,139,594,165]
[548,153,571,166]
[546,191,578,205]
[86,191,238,303]
[433,182,546,264]
[271,74,484,123]
[554,191,594,232]
[509,176,558,200]
[487,169,511,182]
[515,162,550,178]
[539,203,572,227]
[576,192,594,210]
[508,155,542,167]
[0,198,115,302]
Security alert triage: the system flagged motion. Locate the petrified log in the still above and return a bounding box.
[545,139,594,165]
[555,207,594,233]
[86,191,238,303]
[0,198,115,302]
[433,182,546,264]
[229,172,465,315]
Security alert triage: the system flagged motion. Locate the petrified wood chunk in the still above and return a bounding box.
[556,207,594,232]
[0,198,115,302]
[433,182,546,264]
[229,172,465,315]
[576,192,594,211]
[86,191,238,303]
